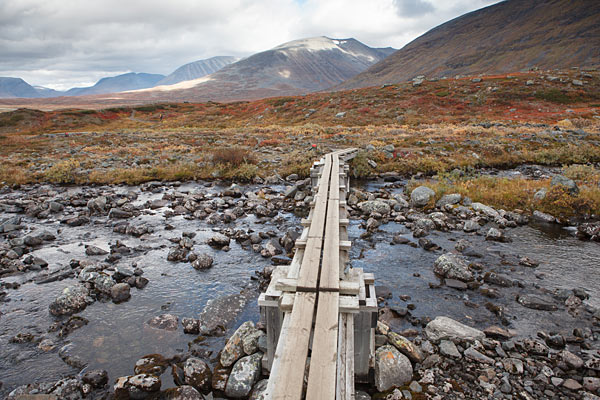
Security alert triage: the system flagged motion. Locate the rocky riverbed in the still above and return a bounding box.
[1,174,599,399]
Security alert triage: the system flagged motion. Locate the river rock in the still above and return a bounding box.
[192,253,213,270]
[134,354,169,375]
[199,293,249,336]
[533,210,556,223]
[147,314,178,331]
[82,369,109,388]
[221,321,258,367]
[485,227,510,242]
[561,350,584,369]
[87,196,107,213]
[358,200,391,215]
[517,295,557,311]
[208,233,230,248]
[464,346,494,364]
[242,330,264,355]
[49,285,92,316]
[165,385,204,400]
[182,318,199,334]
[463,219,480,232]
[433,253,473,282]
[471,202,500,219]
[224,352,263,398]
[425,316,484,342]
[85,245,108,256]
[111,282,131,303]
[439,340,461,358]
[436,193,461,208]
[108,208,132,219]
[410,186,435,208]
[387,331,423,363]
[114,374,161,398]
[375,345,413,391]
[183,357,212,391]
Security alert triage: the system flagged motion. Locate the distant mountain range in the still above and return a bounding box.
[157,56,238,86]
[0,56,238,99]
[339,0,600,89]
[116,37,395,102]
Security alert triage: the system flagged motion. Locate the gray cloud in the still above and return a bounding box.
[392,0,435,17]
[0,0,501,90]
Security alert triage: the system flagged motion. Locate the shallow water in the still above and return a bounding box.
[1,179,599,396]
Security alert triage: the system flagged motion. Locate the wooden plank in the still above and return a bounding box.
[320,155,340,291]
[336,313,347,400]
[345,314,355,400]
[358,269,366,306]
[287,248,304,280]
[265,312,291,399]
[306,292,339,399]
[264,305,283,373]
[271,292,316,400]
[279,292,295,312]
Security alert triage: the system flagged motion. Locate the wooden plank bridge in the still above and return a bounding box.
[258,149,378,399]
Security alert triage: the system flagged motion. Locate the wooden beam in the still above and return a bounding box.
[306,292,339,399]
[271,292,316,400]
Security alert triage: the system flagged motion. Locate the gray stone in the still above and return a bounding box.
[184,357,212,391]
[114,374,161,398]
[85,245,108,256]
[48,285,92,316]
[358,200,391,215]
[471,202,500,219]
[249,379,268,400]
[410,186,435,208]
[533,210,556,223]
[375,345,413,391]
[192,253,213,270]
[517,295,557,311]
[221,321,258,367]
[436,193,461,208]
[464,346,494,364]
[425,316,484,342]
[433,253,473,282]
[146,314,178,331]
[208,233,230,248]
[439,340,461,358]
[486,227,509,242]
[534,188,547,201]
[463,219,480,232]
[224,353,262,398]
[110,282,130,303]
[165,385,204,399]
[242,330,264,355]
[561,350,584,369]
[503,358,524,374]
[387,331,423,363]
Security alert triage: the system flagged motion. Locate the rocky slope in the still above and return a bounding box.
[116,36,395,102]
[339,0,600,89]
[157,56,238,86]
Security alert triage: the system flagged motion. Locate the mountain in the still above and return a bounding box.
[65,72,165,96]
[122,36,395,102]
[0,77,42,98]
[339,0,600,89]
[157,56,238,86]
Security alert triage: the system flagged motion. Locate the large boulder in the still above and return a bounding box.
[221,321,258,367]
[471,202,499,219]
[208,233,230,248]
[358,200,391,215]
[425,316,484,342]
[375,345,413,391]
[410,186,435,208]
[184,357,212,391]
[433,253,473,282]
[49,285,92,316]
[436,193,462,208]
[224,353,263,398]
[551,175,578,194]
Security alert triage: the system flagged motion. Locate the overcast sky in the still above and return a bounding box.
[0,0,500,90]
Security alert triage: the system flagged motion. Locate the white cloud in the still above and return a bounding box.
[0,0,501,90]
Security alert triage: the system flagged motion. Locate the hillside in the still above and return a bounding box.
[115,36,395,102]
[157,56,238,86]
[0,77,43,98]
[339,0,600,89]
[65,72,165,96]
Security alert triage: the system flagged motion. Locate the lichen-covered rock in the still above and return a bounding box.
[358,200,391,215]
[375,345,413,391]
[114,373,161,398]
[410,186,435,207]
[425,316,484,342]
[164,385,205,399]
[221,321,258,367]
[433,253,473,282]
[49,285,92,316]
[183,357,212,391]
[387,331,423,363]
[224,352,263,398]
[208,233,230,248]
[249,379,268,400]
[134,354,169,376]
[192,253,214,270]
[146,314,179,331]
[111,282,131,303]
